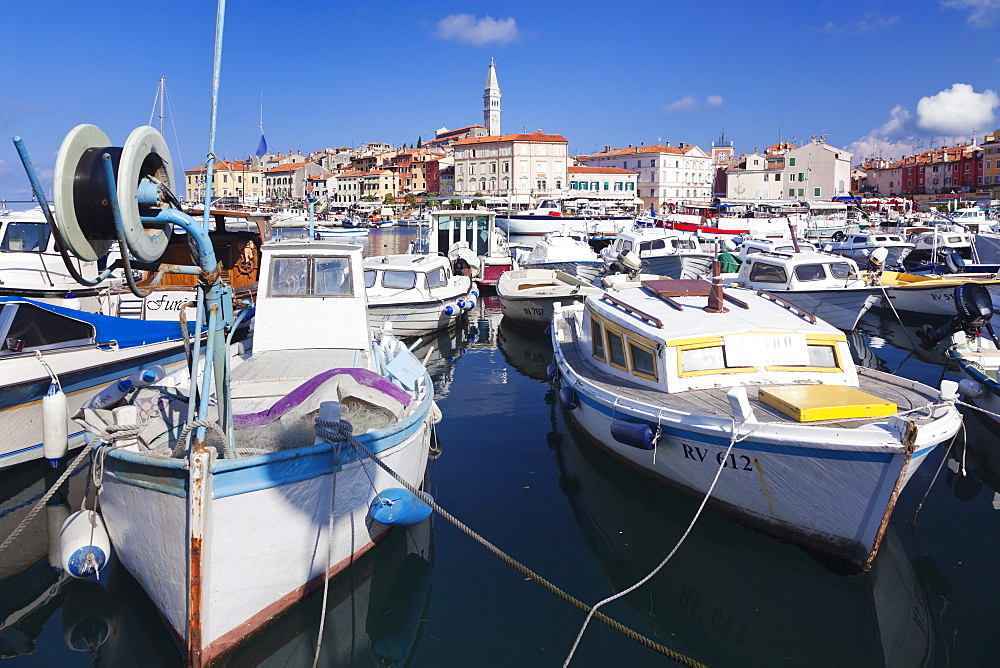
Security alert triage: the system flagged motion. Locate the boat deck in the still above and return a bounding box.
[556,314,939,428]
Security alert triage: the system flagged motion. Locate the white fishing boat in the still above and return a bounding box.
[906,227,974,263]
[0,207,121,311]
[79,239,437,664]
[726,250,880,331]
[599,227,713,279]
[364,252,478,336]
[496,268,603,328]
[0,296,202,469]
[550,275,961,570]
[877,270,1000,317]
[496,198,634,238]
[826,231,914,267]
[514,231,606,282]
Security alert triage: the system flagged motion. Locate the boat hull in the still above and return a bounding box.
[497,215,632,238]
[98,398,432,664]
[521,260,604,283]
[367,300,469,337]
[0,343,189,469]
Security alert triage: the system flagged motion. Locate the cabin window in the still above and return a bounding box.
[1,223,50,252]
[768,344,841,371]
[0,303,94,351]
[364,270,377,288]
[748,262,787,283]
[382,271,417,290]
[948,236,962,243]
[793,264,826,282]
[680,345,727,372]
[607,330,627,368]
[828,263,853,279]
[591,318,605,360]
[629,342,656,378]
[268,256,353,297]
[427,267,448,288]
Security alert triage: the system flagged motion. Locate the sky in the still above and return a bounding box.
[2,0,999,201]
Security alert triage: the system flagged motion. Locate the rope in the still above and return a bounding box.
[906,421,963,524]
[0,440,98,554]
[34,351,61,390]
[313,418,705,667]
[172,419,233,459]
[312,442,341,668]
[564,417,760,666]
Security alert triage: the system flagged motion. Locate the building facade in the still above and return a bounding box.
[184,160,263,204]
[983,129,1000,196]
[566,166,638,203]
[264,161,325,200]
[781,139,852,200]
[579,143,713,211]
[452,131,569,205]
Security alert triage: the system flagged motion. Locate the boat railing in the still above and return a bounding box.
[600,292,664,328]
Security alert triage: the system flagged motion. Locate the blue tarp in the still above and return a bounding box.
[0,296,195,349]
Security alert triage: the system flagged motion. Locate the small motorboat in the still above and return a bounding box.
[496,268,603,328]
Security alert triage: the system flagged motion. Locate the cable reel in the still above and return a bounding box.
[52,124,175,263]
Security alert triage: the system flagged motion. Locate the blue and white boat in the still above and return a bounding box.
[550,276,962,570]
[0,296,196,469]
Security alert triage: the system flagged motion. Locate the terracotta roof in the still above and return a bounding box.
[264,161,314,173]
[568,166,636,174]
[453,131,568,146]
[185,160,251,173]
[582,144,701,158]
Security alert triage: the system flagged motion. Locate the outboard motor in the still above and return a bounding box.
[616,250,643,279]
[945,250,966,274]
[917,282,998,349]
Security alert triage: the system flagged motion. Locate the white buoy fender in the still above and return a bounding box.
[42,382,69,467]
[59,510,113,578]
[429,401,443,425]
[958,378,985,399]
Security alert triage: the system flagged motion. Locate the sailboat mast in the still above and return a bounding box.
[158,77,165,135]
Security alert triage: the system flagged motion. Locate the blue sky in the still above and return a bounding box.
[2,0,998,200]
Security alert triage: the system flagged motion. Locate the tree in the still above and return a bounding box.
[450,198,462,209]
[362,195,377,202]
[417,137,423,149]
[383,193,395,205]
[404,192,418,207]
[471,191,486,209]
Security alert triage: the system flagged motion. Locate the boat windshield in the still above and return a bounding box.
[0,222,50,252]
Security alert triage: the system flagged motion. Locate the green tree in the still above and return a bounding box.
[404,192,418,207]
[450,198,462,209]
[362,195,377,202]
[416,137,423,148]
[383,193,395,205]
[471,192,486,209]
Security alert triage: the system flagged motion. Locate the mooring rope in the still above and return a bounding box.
[313,418,706,667]
[563,417,761,666]
[312,441,341,668]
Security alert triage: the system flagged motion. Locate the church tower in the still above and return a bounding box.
[483,58,501,136]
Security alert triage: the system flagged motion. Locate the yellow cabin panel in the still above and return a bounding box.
[758,385,896,422]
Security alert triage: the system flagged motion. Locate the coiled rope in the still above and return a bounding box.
[314,418,706,667]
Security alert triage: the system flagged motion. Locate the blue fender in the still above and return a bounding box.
[558,386,578,410]
[611,420,655,450]
[370,488,434,526]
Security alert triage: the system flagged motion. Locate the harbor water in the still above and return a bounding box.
[2,227,999,666]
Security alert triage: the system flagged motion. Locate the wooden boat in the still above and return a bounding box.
[550,275,961,570]
[364,252,478,336]
[496,268,603,328]
[79,239,437,663]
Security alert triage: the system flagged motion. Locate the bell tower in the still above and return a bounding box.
[484,58,501,137]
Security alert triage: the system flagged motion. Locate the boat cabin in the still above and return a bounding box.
[737,237,817,260]
[576,280,856,394]
[734,251,861,292]
[422,209,514,286]
[364,254,457,298]
[601,228,699,262]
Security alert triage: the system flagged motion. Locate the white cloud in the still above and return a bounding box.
[916,83,999,134]
[434,14,520,47]
[817,13,899,38]
[941,0,1000,27]
[660,94,724,115]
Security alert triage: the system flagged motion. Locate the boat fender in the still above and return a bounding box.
[471,288,480,297]
[546,363,559,382]
[62,580,113,653]
[59,510,113,578]
[87,365,166,410]
[457,299,467,309]
[465,297,476,310]
[957,378,985,399]
[370,488,434,526]
[42,382,69,467]
[62,290,82,311]
[558,386,578,410]
[611,420,655,450]
[444,305,455,316]
[429,401,443,425]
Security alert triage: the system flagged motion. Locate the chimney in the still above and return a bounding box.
[665,141,671,147]
[604,145,611,152]
[679,142,686,148]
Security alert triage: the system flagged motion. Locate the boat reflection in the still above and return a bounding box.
[0,462,87,660]
[408,316,479,400]
[550,411,944,666]
[496,317,553,384]
[946,409,1000,510]
[96,518,434,666]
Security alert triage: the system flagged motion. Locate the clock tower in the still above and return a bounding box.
[712,130,733,167]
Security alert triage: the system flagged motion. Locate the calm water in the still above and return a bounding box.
[2,229,1000,666]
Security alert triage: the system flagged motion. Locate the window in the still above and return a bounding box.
[775,173,781,181]
[828,263,853,279]
[607,330,626,367]
[364,270,377,288]
[603,181,609,190]
[789,158,796,166]
[1,223,50,251]
[798,173,804,182]
[427,267,448,288]
[814,187,821,197]
[794,264,826,281]
[0,303,94,351]
[591,318,605,360]
[630,342,656,378]
[382,271,417,290]
[748,262,787,283]
[269,256,352,297]
[680,346,726,373]
[789,188,795,197]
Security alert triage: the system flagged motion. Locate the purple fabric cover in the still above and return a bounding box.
[233,368,411,429]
